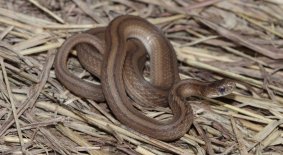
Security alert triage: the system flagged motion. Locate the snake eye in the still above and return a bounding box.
[218,87,226,94]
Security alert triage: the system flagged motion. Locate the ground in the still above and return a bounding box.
[0,0,283,155]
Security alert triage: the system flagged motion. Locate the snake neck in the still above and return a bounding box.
[170,80,206,100]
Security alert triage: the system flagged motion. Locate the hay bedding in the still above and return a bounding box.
[0,0,283,154]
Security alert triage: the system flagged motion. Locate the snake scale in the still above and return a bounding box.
[54,15,235,141]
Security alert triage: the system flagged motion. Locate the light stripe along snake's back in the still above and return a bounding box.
[54,15,235,141]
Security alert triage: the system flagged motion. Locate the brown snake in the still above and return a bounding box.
[54,15,235,141]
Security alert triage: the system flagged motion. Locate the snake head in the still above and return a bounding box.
[205,79,236,98]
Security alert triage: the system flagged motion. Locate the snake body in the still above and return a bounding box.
[54,15,235,141]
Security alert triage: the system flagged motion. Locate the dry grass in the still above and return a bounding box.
[0,0,283,154]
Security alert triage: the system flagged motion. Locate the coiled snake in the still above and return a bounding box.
[54,15,235,141]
